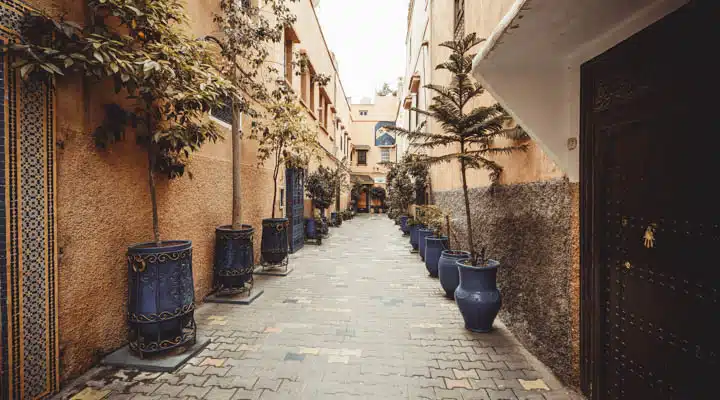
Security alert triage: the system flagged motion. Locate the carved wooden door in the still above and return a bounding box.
[582,3,718,399]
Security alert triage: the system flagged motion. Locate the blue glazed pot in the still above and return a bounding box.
[261,218,289,264]
[214,225,254,296]
[417,228,433,261]
[424,236,448,277]
[455,259,502,333]
[305,218,317,238]
[127,240,195,356]
[330,212,338,226]
[438,250,471,298]
[400,216,410,234]
[409,224,423,250]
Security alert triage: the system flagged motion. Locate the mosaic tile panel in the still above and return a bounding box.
[0,1,59,399]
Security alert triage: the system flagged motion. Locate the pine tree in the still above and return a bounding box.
[386,33,528,263]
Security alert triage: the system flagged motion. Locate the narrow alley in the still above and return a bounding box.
[62,216,580,400]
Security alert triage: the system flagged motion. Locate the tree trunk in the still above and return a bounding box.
[460,159,475,259]
[147,146,161,246]
[231,102,243,229]
[271,147,281,219]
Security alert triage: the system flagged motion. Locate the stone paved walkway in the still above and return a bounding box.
[60,215,582,400]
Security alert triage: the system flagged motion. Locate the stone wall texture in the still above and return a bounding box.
[434,179,580,388]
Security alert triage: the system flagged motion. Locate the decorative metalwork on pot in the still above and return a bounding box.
[455,259,501,333]
[127,240,196,357]
[260,218,290,267]
[438,250,470,298]
[417,228,433,261]
[213,225,255,296]
[424,236,448,277]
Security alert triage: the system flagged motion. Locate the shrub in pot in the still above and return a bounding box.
[438,250,470,297]
[409,220,424,251]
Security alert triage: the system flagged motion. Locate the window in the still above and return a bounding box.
[359,110,368,116]
[211,96,232,125]
[301,69,308,103]
[309,80,316,113]
[357,150,367,166]
[381,148,390,162]
[454,0,465,38]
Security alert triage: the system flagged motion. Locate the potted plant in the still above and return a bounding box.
[256,89,321,268]
[209,0,295,298]
[408,218,425,253]
[8,0,241,355]
[305,209,323,245]
[386,33,528,332]
[421,206,449,277]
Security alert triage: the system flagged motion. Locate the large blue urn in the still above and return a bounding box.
[438,250,470,298]
[409,224,423,250]
[424,236,448,277]
[213,225,254,296]
[127,240,195,356]
[417,228,433,261]
[261,218,289,264]
[399,215,410,235]
[455,259,502,333]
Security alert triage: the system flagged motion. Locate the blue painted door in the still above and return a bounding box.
[286,168,305,253]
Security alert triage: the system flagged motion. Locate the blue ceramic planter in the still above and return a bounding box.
[455,259,502,333]
[409,224,423,250]
[438,250,470,298]
[127,240,195,356]
[417,228,433,261]
[424,236,448,277]
[400,216,410,234]
[261,218,289,264]
[213,225,254,296]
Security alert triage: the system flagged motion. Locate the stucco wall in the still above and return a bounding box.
[434,179,580,388]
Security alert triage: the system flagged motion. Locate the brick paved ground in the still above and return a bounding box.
[60,215,583,400]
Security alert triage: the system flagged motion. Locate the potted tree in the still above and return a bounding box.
[256,89,320,270]
[209,0,296,299]
[8,0,240,355]
[386,33,528,332]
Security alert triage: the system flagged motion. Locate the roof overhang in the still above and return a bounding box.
[354,145,371,151]
[472,0,687,182]
[403,95,413,110]
[409,73,421,93]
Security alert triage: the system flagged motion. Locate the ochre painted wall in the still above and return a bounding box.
[27,0,351,382]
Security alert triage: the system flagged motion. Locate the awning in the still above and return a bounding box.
[354,145,371,151]
[351,175,374,185]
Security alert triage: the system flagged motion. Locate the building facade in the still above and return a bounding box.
[349,94,399,213]
[0,0,352,397]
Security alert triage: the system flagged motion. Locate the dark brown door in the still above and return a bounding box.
[581,3,719,399]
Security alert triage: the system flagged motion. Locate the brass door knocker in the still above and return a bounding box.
[643,223,657,249]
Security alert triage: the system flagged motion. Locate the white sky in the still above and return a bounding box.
[316,0,408,102]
